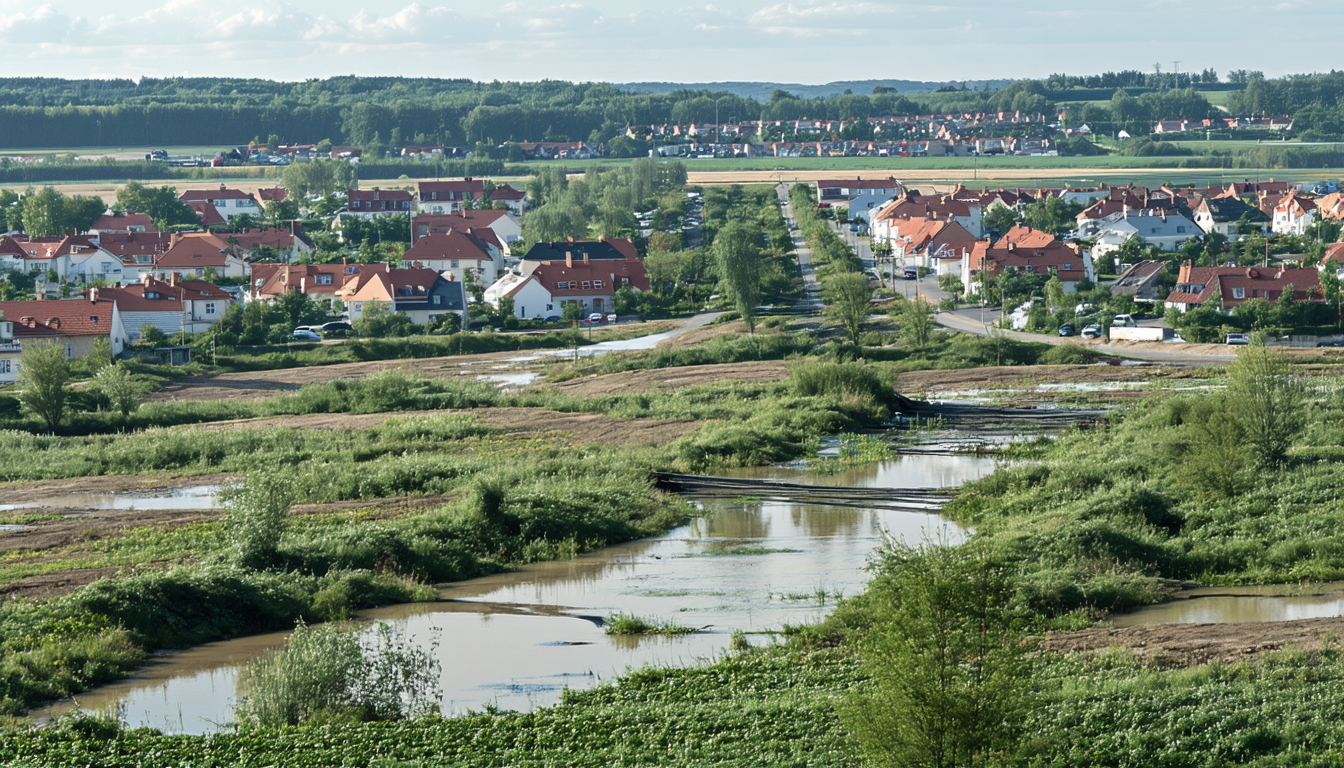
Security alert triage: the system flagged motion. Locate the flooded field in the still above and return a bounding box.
[1114,583,1344,627]
[0,485,223,513]
[32,452,994,734]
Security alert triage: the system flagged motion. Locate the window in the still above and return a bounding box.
[0,360,9,375]
[195,269,204,277]
[451,260,459,268]
[1062,264,1072,271]
[581,281,592,290]
[316,274,333,285]
[255,278,264,286]
[352,201,360,209]
[546,303,553,311]
[593,280,603,289]
[431,192,438,201]
[146,291,161,299]
[101,261,114,273]
[1233,287,1246,299]
[64,344,72,360]
[345,266,359,274]
[1177,226,1186,233]
[205,302,216,314]
[557,281,568,289]
[90,315,98,323]
[432,295,442,305]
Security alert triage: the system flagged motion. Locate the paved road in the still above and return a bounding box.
[936,308,1237,365]
[776,183,823,311]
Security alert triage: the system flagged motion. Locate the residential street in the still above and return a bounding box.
[776,183,823,311]
[935,308,1237,365]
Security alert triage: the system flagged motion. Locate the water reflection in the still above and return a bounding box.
[33,453,991,734]
[1114,592,1344,627]
[0,485,223,513]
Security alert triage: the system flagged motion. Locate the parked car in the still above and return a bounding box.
[587,313,605,324]
[1112,314,1137,328]
[1226,333,1251,345]
[1081,324,1104,340]
[1074,303,1095,316]
[902,268,918,280]
[1058,323,1076,337]
[292,329,322,342]
[320,321,352,333]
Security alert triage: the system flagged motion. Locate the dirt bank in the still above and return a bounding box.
[546,361,793,398]
[1042,616,1344,667]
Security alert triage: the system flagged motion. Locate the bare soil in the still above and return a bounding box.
[546,361,793,398]
[0,473,237,506]
[1041,617,1344,667]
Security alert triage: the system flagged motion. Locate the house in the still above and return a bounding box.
[417,179,486,214]
[1272,195,1318,236]
[154,233,250,280]
[255,188,288,205]
[883,219,977,274]
[1192,196,1271,238]
[872,192,984,239]
[490,249,649,318]
[337,268,468,328]
[89,213,156,233]
[178,185,263,223]
[226,224,316,262]
[1165,261,1323,312]
[414,209,521,245]
[96,275,234,339]
[94,232,173,281]
[517,238,640,276]
[346,189,415,216]
[186,201,228,228]
[488,184,527,216]
[0,318,19,383]
[815,177,902,205]
[963,235,1093,296]
[402,230,500,286]
[1,234,124,285]
[0,295,128,378]
[250,262,386,302]
[1091,210,1202,259]
[1110,260,1169,303]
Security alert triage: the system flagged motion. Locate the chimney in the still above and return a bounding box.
[169,272,178,287]
[89,287,99,303]
[566,251,573,268]
[583,251,589,264]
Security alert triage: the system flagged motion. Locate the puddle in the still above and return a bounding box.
[33,453,994,734]
[0,485,223,513]
[476,372,541,389]
[927,381,1149,402]
[0,524,30,532]
[510,329,679,362]
[1113,592,1344,627]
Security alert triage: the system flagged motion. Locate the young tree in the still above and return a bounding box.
[17,341,71,431]
[823,272,873,343]
[1228,339,1305,467]
[220,473,297,569]
[899,297,936,346]
[95,363,145,421]
[562,301,584,324]
[713,221,763,332]
[843,540,1029,768]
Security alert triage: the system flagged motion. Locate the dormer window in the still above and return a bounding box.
[146,291,161,299]
[1233,287,1246,299]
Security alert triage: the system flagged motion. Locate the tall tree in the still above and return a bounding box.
[713,221,763,333]
[823,271,873,343]
[1228,339,1305,467]
[17,341,71,431]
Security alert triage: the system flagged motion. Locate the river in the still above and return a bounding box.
[31,452,995,734]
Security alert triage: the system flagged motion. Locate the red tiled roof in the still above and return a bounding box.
[96,277,230,312]
[418,179,485,196]
[488,184,526,201]
[404,231,494,264]
[180,187,254,202]
[252,262,385,298]
[156,233,234,268]
[90,213,155,232]
[530,259,649,296]
[0,297,118,338]
[187,201,226,227]
[256,188,287,202]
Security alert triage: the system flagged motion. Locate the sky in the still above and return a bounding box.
[0,1,1335,85]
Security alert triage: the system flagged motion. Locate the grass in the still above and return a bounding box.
[603,613,701,637]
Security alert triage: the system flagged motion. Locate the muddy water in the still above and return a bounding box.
[0,485,223,513]
[34,454,992,735]
[1114,584,1344,627]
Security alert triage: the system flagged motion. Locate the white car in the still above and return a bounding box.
[1081,324,1104,340]
[587,313,604,324]
[1112,314,1137,328]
